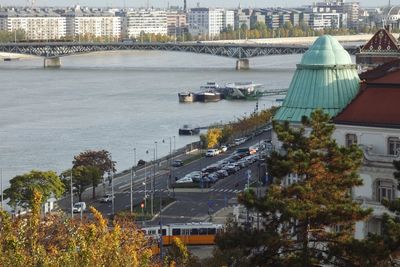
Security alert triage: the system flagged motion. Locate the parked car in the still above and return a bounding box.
[216,169,229,178]
[176,176,193,183]
[172,160,184,167]
[220,145,228,152]
[72,202,87,213]
[205,149,219,157]
[202,164,219,173]
[207,173,219,183]
[100,194,115,203]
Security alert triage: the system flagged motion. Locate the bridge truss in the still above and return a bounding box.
[0,42,360,59]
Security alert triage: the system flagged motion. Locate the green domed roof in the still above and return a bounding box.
[300,35,353,66]
[274,35,360,123]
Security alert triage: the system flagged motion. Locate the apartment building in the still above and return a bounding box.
[188,8,234,38]
[0,8,66,40]
[64,6,121,39]
[123,9,167,38]
[166,11,187,36]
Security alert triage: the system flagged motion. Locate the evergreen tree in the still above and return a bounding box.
[214,109,372,266]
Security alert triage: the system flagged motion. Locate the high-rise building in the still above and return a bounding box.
[188,8,234,38]
[123,9,167,38]
[344,2,360,29]
[166,11,187,36]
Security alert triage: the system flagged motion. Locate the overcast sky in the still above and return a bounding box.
[0,0,392,8]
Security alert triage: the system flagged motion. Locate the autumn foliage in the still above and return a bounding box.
[0,191,157,267]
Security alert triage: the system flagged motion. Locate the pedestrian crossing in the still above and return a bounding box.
[132,188,242,194]
[209,188,242,193]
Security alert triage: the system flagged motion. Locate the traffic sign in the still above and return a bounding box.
[140,202,145,209]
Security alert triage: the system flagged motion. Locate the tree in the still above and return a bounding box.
[0,190,156,266]
[73,150,115,198]
[164,237,199,266]
[4,170,65,209]
[214,109,372,266]
[61,166,101,202]
[206,128,223,148]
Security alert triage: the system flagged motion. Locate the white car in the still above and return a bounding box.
[205,149,219,157]
[176,176,193,183]
[220,145,228,152]
[100,194,115,203]
[72,202,87,213]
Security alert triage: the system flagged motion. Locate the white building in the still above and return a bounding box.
[333,59,400,238]
[123,10,167,38]
[188,8,234,38]
[64,6,121,39]
[310,12,347,29]
[0,8,66,40]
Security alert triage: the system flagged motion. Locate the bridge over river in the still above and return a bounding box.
[0,41,360,69]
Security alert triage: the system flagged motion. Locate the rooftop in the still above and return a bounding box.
[274,35,360,123]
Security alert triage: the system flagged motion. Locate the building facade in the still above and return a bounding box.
[64,6,121,39]
[166,11,187,36]
[0,8,66,40]
[188,8,234,38]
[123,9,167,38]
[333,60,400,238]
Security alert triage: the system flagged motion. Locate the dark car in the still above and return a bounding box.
[172,160,184,167]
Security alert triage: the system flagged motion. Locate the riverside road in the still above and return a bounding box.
[59,129,272,225]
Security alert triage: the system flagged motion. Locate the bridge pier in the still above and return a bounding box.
[44,57,61,68]
[236,59,249,70]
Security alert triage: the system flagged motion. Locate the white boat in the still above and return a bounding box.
[224,82,263,100]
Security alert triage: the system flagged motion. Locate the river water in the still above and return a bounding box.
[0,50,301,184]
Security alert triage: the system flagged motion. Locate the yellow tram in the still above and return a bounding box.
[142,222,224,246]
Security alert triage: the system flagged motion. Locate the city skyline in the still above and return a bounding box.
[0,0,394,8]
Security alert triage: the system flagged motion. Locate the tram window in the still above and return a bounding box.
[190,228,199,235]
[199,228,208,235]
[207,228,216,235]
[149,230,156,235]
[158,229,167,235]
[182,229,190,236]
[172,229,181,235]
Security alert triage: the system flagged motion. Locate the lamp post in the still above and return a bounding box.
[144,161,147,209]
[70,168,74,219]
[0,169,3,210]
[111,154,115,216]
[130,148,136,214]
[147,147,156,216]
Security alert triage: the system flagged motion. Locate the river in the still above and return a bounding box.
[0,50,301,184]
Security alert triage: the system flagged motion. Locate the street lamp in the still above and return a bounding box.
[130,148,136,214]
[146,147,156,216]
[142,181,147,212]
[163,137,172,193]
[110,154,115,216]
[70,168,74,219]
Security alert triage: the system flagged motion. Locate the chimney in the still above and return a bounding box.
[184,0,187,12]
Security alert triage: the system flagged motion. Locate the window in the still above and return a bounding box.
[376,179,395,202]
[345,134,357,147]
[190,228,199,235]
[172,228,181,236]
[388,137,400,155]
[207,228,216,234]
[199,228,208,235]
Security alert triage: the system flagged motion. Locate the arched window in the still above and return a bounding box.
[345,133,357,147]
[388,137,400,155]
